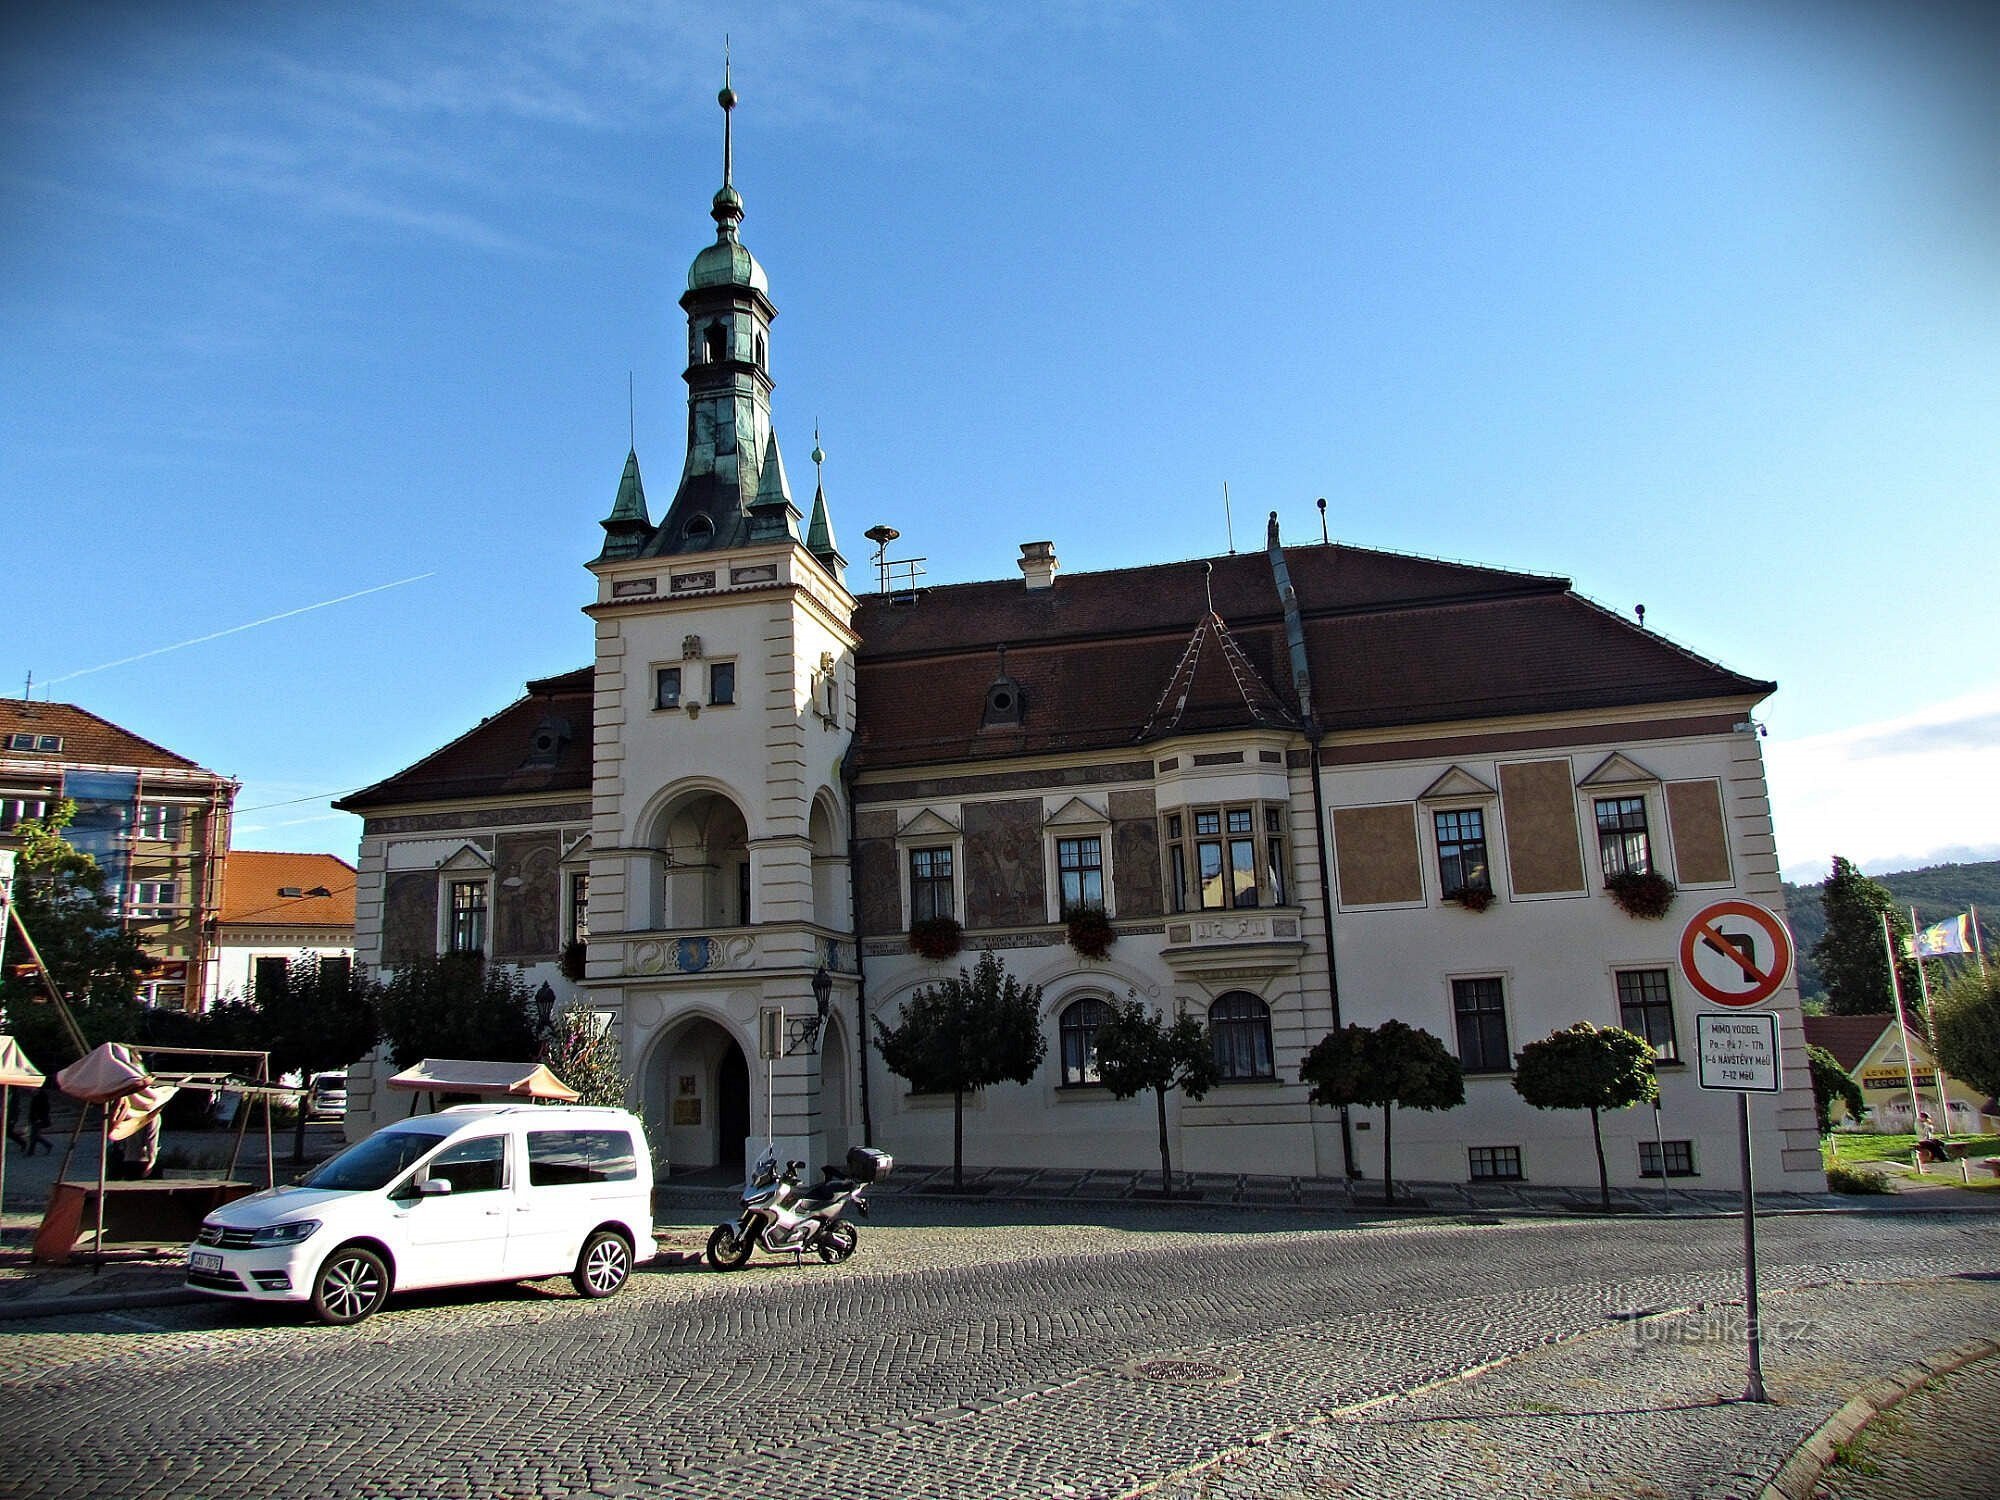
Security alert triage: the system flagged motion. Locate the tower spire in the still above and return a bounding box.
[713,41,743,240]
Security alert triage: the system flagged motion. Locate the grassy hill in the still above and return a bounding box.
[1780,860,1999,1004]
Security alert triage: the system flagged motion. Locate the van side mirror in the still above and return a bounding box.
[416,1177,453,1197]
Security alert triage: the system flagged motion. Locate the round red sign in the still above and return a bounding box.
[1677,899,1794,1007]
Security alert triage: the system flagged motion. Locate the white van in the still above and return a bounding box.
[187,1104,655,1324]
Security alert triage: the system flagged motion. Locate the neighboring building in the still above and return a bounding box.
[0,697,236,1010]
[209,850,357,1006]
[1804,1013,1998,1136]
[337,82,1825,1192]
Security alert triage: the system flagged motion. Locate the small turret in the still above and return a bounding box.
[597,448,652,561]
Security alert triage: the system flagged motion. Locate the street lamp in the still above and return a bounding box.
[534,981,556,1038]
[811,965,832,1022]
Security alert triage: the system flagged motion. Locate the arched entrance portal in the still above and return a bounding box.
[717,1043,750,1177]
[645,1015,753,1180]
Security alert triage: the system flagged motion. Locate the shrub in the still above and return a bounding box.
[1065,906,1116,959]
[908,915,963,961]
[1826,1162,1891,1195]
[1447,885,1495,913]
[1605,869,1676,919]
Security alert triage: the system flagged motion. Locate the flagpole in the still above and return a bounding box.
[1973,905,1987,978]
[1881,912,1926,1161]
[1910,906,1954,1140]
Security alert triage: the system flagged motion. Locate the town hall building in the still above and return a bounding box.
[336,81,1825,1195]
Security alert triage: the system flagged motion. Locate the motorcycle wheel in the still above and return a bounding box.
[706,1222,754,1270]
[816,1220,859,1263]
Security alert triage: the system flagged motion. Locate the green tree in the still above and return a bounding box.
[1300,1020,1464,1205]
[373,953,538,1069]
[1806,1043,1866,1135]
[1512,1022,1659,1209]
[1091,997,1221,1195]
[540,1006,626,1108]
[1933,965,2000,1101]
[1,800,149,1066]
[251,954,380,1161]
[1814,856,1917,1016]
[875,950,1046,1189]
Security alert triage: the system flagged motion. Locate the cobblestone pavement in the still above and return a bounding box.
[0,1204,1995,1499]
[1814,1355,2000,1500]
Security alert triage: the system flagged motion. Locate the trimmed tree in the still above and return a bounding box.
[1813,856,1918,1016]
[253,953,381,1162]
[1933,965,2000,1101]
[373,953,539,1069]
[1300,1020,1464,1205]
[1806,1043,1866,1134]
[875,950,1046,1189]
[1091,997,1221,1195]
[1512,1022,1659,1208]
[540,1006,627,1108]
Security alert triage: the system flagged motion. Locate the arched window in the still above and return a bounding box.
[1209,992,1274,1081]
[704,320,727,363]
[683,514,715,546]
[1059,997,1110,1087]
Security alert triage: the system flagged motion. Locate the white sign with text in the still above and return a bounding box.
[1696,1012,1783,1093]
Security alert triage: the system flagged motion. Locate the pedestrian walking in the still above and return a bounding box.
[27,1079,53,1155]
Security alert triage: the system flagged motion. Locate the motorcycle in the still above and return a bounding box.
[705,1145,893,1270]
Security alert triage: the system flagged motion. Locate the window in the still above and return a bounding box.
[703,320,726,363]
[1209,992,1275,1081]
[4,733,61,752]
[319,955,353,994]
[37,735,60,752]
[136,803,182,842]
[1617,968,1679,1062]
[449,880,488,953]
[909,847,954,923]
[527,1129,638,1186]
[1595,796,1651,878]
[568,871,590,947]
[655,667,682,710]
[1059,998,1110,1087]
[1434,807,1490,896]
[1056,836,1104,916]
[1469,1146,1523,1182]
[1452,977,1511,1073]
[131,880,178,918]
[708,661,736,707]
[1639,1139,1697,1178]
[1166,804,1288,911]
[754,333,766,369]
[426,1135,506,1194]
[254,956,289,1003]
[0,797,47,831]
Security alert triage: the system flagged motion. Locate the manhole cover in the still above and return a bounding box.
[1113,1356,1241,1387]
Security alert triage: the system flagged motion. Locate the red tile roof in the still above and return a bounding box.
[218,851,357,928]
[0,698,222,777]
[1802,1014,1894,1072]
[335,670,593,811]
[849,543,1772,770]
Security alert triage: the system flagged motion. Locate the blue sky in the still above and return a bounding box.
[3,2,1995,884]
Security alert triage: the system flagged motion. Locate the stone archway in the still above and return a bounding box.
[645,1014,752,1178]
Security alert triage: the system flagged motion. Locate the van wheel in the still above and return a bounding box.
[706,1223,753,1270]
[573,1230,632,1298]
[816,1221,858,1264]
[311,1245,388,1325]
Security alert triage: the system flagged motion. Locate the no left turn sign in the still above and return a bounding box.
[1677,899,1794,1007]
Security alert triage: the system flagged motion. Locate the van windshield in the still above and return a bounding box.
[300,1129,451,1191]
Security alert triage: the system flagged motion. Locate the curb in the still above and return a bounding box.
[1758,1338,2000,1500]
[0,1286,203,1322]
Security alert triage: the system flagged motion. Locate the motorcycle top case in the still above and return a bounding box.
[845,1146,894,1182]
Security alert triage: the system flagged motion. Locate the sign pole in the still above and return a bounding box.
[1736,1090,1766,1402]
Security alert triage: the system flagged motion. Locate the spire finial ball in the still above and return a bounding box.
[719,84,737,110]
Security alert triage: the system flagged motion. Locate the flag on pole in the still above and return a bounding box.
[1905,913,1977,959]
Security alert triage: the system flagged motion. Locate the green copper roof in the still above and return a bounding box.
[607,448,649,524]
[689,237,768,293]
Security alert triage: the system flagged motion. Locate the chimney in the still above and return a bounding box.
[1018,540,1058,590]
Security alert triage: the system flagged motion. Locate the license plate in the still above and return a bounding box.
[190,1251,222,1273]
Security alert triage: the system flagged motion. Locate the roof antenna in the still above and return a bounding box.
[1317,497,1329,545]
[1222,482,1236,555]
[1203,560,1217,618]
[1634,604,1646,629]
[628,372,636,449]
